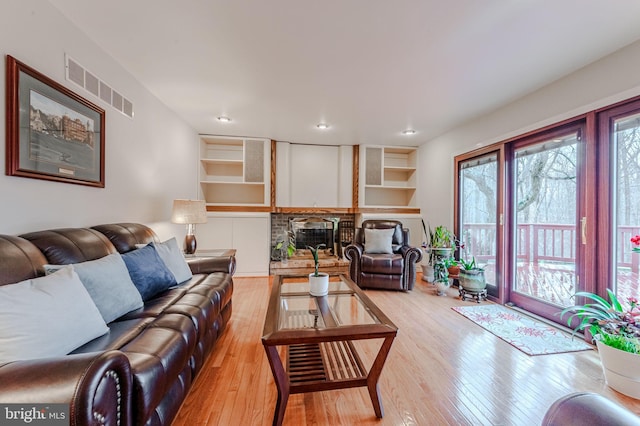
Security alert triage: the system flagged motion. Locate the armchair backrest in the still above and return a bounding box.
[356,220,407,252]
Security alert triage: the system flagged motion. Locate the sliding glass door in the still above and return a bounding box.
[509,125,587,320]
[602,107,640,304]
[457,152,500,298]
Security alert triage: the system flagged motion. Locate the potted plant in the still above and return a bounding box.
[433,258,450,296]
[307,244,329,296]
[443,257,460,279]
[273,230,296,263]
[458,257,486,291]
[426,223,456,266]
[420,220,434,281]
[560,289,640,398]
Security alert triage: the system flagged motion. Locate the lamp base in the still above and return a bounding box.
[184,234,197,255]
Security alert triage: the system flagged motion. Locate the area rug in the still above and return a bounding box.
[451,304,593,356]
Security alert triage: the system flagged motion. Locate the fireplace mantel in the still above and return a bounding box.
[274,207,355,214]
[273,207,420,214]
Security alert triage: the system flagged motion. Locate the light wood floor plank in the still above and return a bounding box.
[172,275,640,425]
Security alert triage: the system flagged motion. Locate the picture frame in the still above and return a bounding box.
[6,55,105,187]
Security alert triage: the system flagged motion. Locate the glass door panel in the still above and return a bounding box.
[512,133,580,312]
[459,153,499,297]
[613,112,640,304]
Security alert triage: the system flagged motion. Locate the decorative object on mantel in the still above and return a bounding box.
[561,288,640,398]
[5,55,106,187]
[307,244,329,296]
[171,199,207,255]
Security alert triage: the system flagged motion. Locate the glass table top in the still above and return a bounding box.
[276,275,380,331]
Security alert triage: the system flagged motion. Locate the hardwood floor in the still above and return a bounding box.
[173,275,640,425]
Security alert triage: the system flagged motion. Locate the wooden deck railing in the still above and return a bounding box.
[462,223,640,272]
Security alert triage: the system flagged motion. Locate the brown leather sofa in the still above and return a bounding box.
[542,392,640,425]
[0,223,235,426]
[344,220,422,291]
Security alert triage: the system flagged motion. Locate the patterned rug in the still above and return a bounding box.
[452,304,593,356]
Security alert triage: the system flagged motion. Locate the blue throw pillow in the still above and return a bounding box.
[121,244,177,301]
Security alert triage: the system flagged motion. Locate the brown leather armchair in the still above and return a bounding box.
[344,220,422,291]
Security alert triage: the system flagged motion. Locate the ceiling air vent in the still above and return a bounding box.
[65,54,134,119]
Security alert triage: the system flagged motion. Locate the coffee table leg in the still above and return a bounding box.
[264,345,290,426]
[366,336,395,418]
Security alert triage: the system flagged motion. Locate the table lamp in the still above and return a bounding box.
[171,199,207,254]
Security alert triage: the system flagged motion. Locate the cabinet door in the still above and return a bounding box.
[232,216,270,275]
[244,139,265,183]
[365,147,383,186]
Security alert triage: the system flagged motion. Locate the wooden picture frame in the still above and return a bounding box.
[6,55,105,187]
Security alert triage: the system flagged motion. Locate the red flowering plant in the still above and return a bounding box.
[560,289,640,354]
[632,234,640,253]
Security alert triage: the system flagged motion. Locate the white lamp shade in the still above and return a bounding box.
[171,199,208,224]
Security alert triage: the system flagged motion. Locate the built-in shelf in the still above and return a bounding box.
[199,135,271,207]
[361,145,418,209]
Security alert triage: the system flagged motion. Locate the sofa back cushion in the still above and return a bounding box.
[0,235,47,286]
[92,223,159,254]
[0,266,108,363]
[20,228,117,264]
[357,220,406,252]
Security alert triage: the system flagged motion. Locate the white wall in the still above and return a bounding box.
[419,39,640,229]
[276,142,353,207]
[0,0,199,236]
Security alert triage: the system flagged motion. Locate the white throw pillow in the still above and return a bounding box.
[137,238,193,284]
[0,266,109,364]
[152,238,193,283]
[45,253,144,323]
[364,228,395,254]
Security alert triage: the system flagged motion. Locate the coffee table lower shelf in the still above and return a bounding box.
[288,341,366,390]
[263,336,394,426]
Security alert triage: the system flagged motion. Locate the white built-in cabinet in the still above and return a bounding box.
[360,146,418,209]
[196,213,270,276]
[199,135,271,207]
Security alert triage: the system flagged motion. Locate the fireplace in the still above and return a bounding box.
[270,213,356,261]
[291,217,336,254]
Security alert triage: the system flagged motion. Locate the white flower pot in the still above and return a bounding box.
[422,264,435,282]
[435,280,450,296]
[309,273,329,296]
[596,339,640,399]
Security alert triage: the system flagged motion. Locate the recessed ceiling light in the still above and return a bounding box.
[402,129,416,135]
[316,123,329,130]
[217,116,232,122]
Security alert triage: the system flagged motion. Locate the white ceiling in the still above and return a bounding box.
[48,0,640,146]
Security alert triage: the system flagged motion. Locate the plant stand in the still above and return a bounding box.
[459,287,487,303]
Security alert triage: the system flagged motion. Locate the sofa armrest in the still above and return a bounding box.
[344,243,364,285]
[542,392,640,425]
[186,255,236,276]
[0,351,132,426]
[399,245,423,264]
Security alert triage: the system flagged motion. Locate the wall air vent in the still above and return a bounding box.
[64,54,134,119]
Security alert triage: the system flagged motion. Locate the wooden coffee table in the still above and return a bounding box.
[261,274,397,426]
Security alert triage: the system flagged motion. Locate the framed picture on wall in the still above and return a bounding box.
[5,55,105,187]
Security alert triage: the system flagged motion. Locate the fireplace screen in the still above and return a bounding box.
[291,217,335,255]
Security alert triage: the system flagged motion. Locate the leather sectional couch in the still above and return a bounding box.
[0,223,235,426]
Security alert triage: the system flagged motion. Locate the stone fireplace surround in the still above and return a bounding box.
[270,212,355,275]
